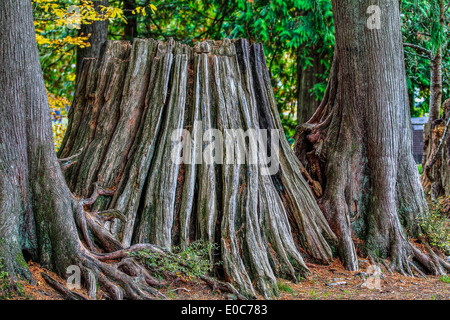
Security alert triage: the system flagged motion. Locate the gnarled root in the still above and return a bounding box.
[69,198,246,300]
[78,250,162,300]
[94,244,247,299]
[367,236,450,279]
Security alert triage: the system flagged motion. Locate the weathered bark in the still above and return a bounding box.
[0,0,93,288]
[76,0,108,77]
[294,0,448,276]
[60,37,339,298]
[297,46,325,125]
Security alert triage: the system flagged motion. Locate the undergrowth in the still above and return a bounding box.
[277,281,293,294]
[131,241,221,281]
[419,199,450,255]
[0,259,12,299]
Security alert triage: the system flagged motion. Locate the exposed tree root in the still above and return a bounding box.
[41,272,87,300]
[368,238,450,279]
[68,192,247,300]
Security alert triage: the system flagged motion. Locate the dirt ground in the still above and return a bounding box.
[9,258,448,300]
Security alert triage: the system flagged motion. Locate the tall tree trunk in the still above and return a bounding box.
[0,0,88,287]
[124,0,138,41]
[429,49,443,123]
[294,0,447,275]
[76,0,108,77]
[297,46,325,124]
[421,0,445,199]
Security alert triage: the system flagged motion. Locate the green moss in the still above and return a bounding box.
[16,252,28,269]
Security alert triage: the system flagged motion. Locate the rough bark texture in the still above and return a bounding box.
[294,0,448,276]
[0,0,87,286]
[59,37,339,298]
[297,46,325,125]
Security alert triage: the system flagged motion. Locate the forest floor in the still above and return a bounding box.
[8,258,449,300]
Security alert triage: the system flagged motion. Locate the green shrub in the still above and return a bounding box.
[131,241,220,281]
[277,281,293,294]
[440,275,450,283]
[419,203,450,255]
[0,259,12,300]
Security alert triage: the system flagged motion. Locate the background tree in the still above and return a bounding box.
[123,0,138,40]
[402,0,450,118]
[32,0,154,150]
[402,0,450,199]
[76,0,109,76]
[294,0,450,275]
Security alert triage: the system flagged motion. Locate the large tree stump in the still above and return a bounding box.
[58,38,337,298]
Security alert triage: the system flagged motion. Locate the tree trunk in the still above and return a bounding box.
[297,46,325,124]
[124,0,138,41]
[421,1,445,199]
[422,99,450,200]
[429,50,443,123]
[294,0,447,275]
[0,0,89,288]
[76,0,108,77]
[59,38,340,298]
[422,51,443,190]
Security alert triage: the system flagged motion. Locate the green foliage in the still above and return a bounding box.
[131,241,220,280]
[0,259,12,300]
[440,275,450,283]
[402,0,450,117]
[419,200,450,255]
[36,0,450,145]
[277,281,293,294]
[32,0,154,150]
